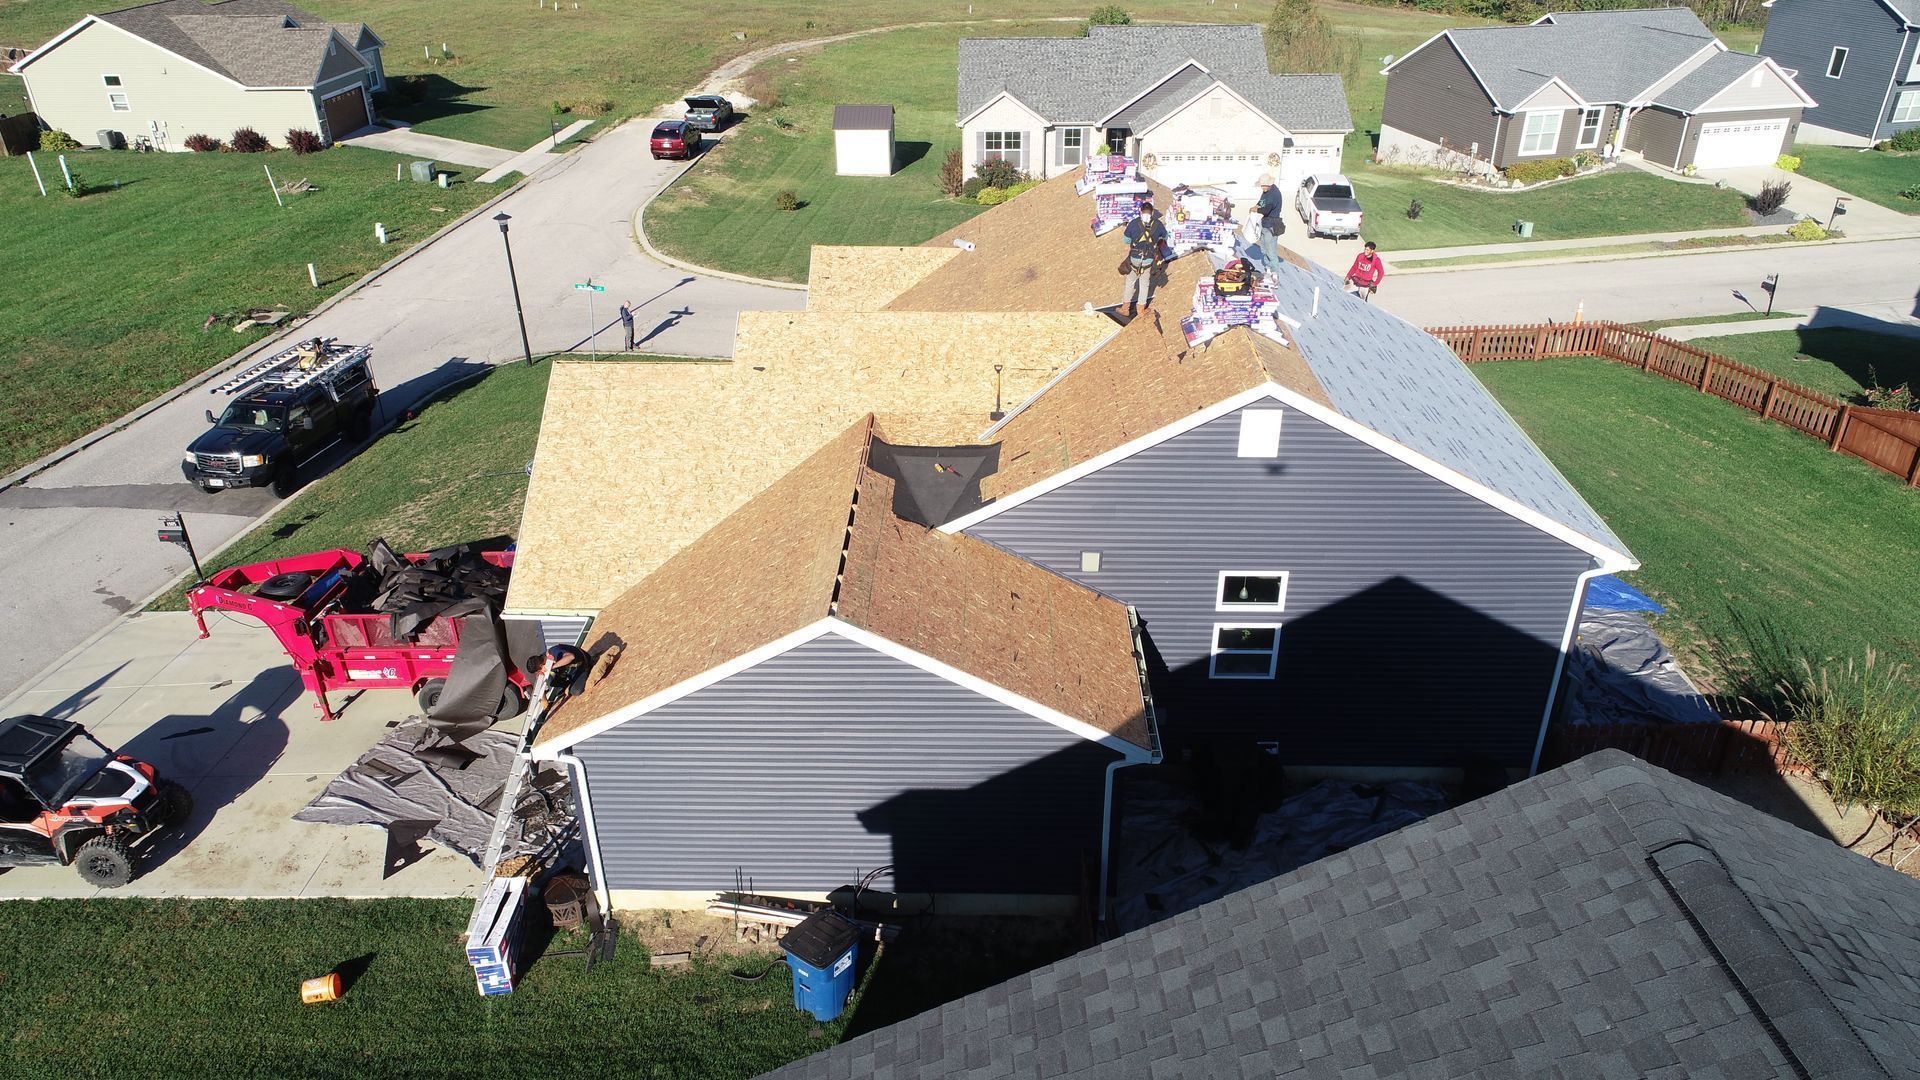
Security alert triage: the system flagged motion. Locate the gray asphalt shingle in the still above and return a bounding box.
[762,751,1920,1079]
[1442,8,1716,109]
[90,0,372,89]
[1653,49,1766,113]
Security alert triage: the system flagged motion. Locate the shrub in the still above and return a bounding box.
[960,177,988,200]
[39,129,79,151]
[1095,143,1112,156]
[559,98,612,117]
[1502,157,1571,185]
[939,147,965,197]
[183,133,221,153]
[1863,367,1919,411]
[1089,4,1132,23]
[1571,151,1599,171]
[1775,153,1801,172]
[61,171,85,198]
[285,128,324,155]
[1750,178,1792,216]
[774,190,799,212]
[1899,183,1920,202]
[974,157,1024,189]
[1779,650,1920,832]
[229,126,269,153]
[1883,127,1920,152]
[1405,198,1423,220]
[975,185,1011,206]
[1787,218,1828,241]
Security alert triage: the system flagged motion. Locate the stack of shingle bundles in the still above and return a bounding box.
[465,876,528,996]
[1182,275,1288,348]
[1090,180,1151,235]
[1075,151,1138,194]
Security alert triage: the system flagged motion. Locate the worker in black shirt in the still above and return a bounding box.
[525,644,594,709]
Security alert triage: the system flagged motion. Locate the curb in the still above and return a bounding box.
[1,170,531,491]
[1389,230,1920,275]
[631,145,808,292]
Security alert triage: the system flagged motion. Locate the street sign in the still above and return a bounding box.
[573,282,606,292]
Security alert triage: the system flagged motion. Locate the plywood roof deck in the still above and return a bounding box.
[807,246,958,311]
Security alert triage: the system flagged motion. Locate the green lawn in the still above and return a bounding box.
[0,147,493,476]
[0,898,846,1079]
[1351,169,1755,251]
[1684,327,1920,402]
[1475,356,1920,680]
[1395,232,1795,269]
[1794,145,1920,215]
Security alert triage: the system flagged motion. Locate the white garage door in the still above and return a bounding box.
[1693,118,1788,169]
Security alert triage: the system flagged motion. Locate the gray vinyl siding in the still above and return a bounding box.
[1680,106,1803,165]
[314,40,367,85]
[573,633,1118,895]
[1761,0,1909,139]
[1383,39,1499,162]
[963,405,1594,769]
[1497,105,1616,164]
[1625,105,1690,166]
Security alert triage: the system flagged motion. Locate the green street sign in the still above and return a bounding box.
[573,282,606,292]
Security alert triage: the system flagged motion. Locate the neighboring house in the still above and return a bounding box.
[529,417,1158,913]
[1382,8,1816,173]
[957,24,1351,194]
[8,0,384,150]
[1761,0,1920,144]
[765,749,1920,1079]
[832,103,895,176]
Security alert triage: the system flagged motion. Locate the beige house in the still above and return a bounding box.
[9,0,384,151]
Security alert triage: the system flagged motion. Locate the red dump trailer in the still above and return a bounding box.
[187,545,529,721]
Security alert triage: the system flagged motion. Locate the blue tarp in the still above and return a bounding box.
[1584,575,1665,614]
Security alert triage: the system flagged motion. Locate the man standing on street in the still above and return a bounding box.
[619,301,636,351]
[1253,174,1286,270]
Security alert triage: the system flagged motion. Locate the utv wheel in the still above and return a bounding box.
[159,780,194,827]
[270,467,298,498]
[254,571,314,601]
[346,410,372,441]
[74,836,134,888]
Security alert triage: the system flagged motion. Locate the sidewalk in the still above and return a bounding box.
[1661,304,1920,342]
[477,118,594,184]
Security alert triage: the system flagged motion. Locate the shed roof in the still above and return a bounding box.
[832,104,894,130]
[75,0,374,87]
[764,749,1920,1078]
[534,416,1152,753]
[1439,8,1716,108]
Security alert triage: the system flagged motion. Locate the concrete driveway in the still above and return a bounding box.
[1694,162,1916,237]
[0,115,805,700]
[0,613,482,898]
[338,124,515,170]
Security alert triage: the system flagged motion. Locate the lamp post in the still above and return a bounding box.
[494,212,534,365]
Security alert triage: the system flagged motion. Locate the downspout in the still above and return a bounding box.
[1673,114,1690,172]
[1099,606,1164,924]
[1491,111,1506,170]
[1528,561,1626,776]
[1869,31,1910,142]
[555,752,614,917]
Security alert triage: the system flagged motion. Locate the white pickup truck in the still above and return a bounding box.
[1295,174,1364,239]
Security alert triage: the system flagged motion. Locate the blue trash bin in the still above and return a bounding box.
[780,911,860,1021]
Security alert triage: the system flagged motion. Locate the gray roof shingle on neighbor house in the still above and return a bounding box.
[1263,254,1630,561]
[1443,8,1717,109]
[1653,49,1766,112]
[91,0,368,88]
[762,749,1920,1079]
[833,104,895,130]
[957,24,1350,132]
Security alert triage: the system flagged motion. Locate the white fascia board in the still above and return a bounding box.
[977,325,1124,440]
[1135,78,1291,140]
[959,89,1047,128]
[503,606,602,619]
[943,382,1278,533]
[313,28,374,83]
[1632,40,1726,105]
[827,620,1155,763]
[1441,34,1507,110]
[8,15,97,73]
[530,619,836,755]
[1689,56,1819,112]
[1763,55,1821,108]
[1381,30,1448,74]
[1096,59,1212,126]
[1512,76,1593,112]
[361,26,388,49]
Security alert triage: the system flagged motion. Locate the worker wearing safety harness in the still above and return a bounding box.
[1118,201,1168,319]
[526,644,594,718]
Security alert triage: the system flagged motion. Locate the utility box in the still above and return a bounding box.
[1514,219,1534,238]
[780,911,859,1021]
[409,159,438,183]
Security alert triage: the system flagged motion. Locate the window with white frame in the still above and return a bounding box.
[982,130,1024,171]
[1518,111,1561,155]
[1216,571,1288,613]
[103,73,129,111]
[1910,43,1920,82]
[1061,126,1084,166]
[1895,91,1920,124]
[1575,107,1603,149]
[1826,46,1848,78]
[1210,624,1280,679]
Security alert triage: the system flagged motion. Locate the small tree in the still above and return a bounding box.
[1750,179,1792,216]
[974,157,1023,189]
[775,190,799,212]
[230,126,270,153]
[285,129,324,155]
[1089,5,1131,24]
[1405,198,1423,220]
[939,147,965,197]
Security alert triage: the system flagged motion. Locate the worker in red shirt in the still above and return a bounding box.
[1344,241,1385,302]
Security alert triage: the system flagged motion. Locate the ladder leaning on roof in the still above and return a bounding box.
[210,338,371,397]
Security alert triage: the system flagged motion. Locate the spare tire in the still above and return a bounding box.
[255,571,314,601]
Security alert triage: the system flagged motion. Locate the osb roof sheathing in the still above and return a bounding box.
[807,246,958,311]
[505,310,1112,615]
[536,416,1150,752]
[982,256,1331,502]
[886,171,1176,314]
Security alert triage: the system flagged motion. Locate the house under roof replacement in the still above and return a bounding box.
[764,749,1920,1079]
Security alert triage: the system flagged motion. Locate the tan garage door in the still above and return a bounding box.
[322,87,370,142]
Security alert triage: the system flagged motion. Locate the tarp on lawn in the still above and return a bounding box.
[1562,610,1719,727]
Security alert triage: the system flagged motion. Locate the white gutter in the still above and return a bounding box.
[1491,112,1506,167]
[1869,31,1909,141]
[554,753,613,917]
[1527,561,1631,776]
[1673,115,1691,171]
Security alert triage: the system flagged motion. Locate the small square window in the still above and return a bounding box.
[108,92,130,112]
[1080,551,1102,573]
[1894,91,1920,124]
[1210,624,1280,679]
[103,74,122,86]
[1217,571,1288,612]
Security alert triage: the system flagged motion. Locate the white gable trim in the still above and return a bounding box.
[947,378,1635,569]
[826,620,1154,762]
[531,619,836,754]
[311,27,373,84]
[1134,78,1292,140]
[9,14,333,90]
[1512,76,1592,111]
[7,15,99,73]
[1694,55,1819,110]
[1631,40,1725,105]
[1096,59,1213,126]
[959,88,1047,128]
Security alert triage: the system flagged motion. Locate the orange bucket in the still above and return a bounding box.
[300,973,342,1004]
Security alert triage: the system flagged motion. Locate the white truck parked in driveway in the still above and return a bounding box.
[1296,174,1363,239]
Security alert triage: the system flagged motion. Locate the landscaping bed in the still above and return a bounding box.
[0,146,493,476]
[1794,145,1920,216]
[1474,355,1920,680]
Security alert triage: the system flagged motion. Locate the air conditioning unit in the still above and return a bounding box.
[95,129,127,150]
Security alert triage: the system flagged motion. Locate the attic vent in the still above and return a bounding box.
[1236,410,1283,458]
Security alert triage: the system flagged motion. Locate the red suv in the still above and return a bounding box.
[650,121,701,160]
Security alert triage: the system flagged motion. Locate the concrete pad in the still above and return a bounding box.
[337,125,514,170]
[7,612,196,694]
[5,685,143,729]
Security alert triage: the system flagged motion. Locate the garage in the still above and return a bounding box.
[321,86,370,142]
[1691,117,1789,169]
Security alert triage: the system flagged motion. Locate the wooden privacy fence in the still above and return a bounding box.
[1543,717,1808,777]
[0,112,38,157]
[1428,320,1920,487]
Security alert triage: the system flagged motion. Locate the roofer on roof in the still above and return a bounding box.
[1119,201,1168,319]
[526,643,594,714]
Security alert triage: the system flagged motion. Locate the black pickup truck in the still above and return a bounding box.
[183,341,378,496]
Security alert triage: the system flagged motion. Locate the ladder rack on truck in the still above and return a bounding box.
[211,339,370,397]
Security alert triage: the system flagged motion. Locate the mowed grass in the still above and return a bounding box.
[1793,145,1920,215]
[1683,327,1920,402]
[0,147,492,476]
[0,898,844,1079]
[1474,356,1920,678]
[1351,169,1755,251]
